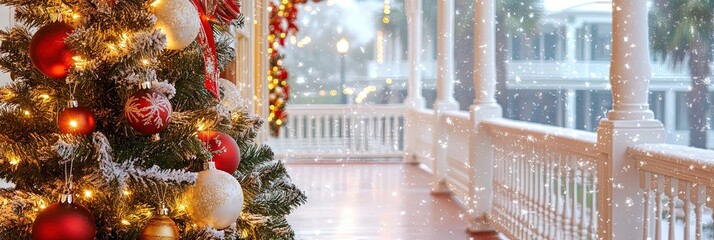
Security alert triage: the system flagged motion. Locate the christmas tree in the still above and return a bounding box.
[0,0,306,239]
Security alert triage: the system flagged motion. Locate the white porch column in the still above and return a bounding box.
[404,0,424,109]
[596,0,665,238]
[565,89,576,129]
[664,90,676,133]
[434,0,458,110]
[566,25,577,62]
[467,0,502,232]
[431,0,459,194]
[403,0,425,164]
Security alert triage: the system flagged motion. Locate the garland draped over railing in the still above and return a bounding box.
[267,0,320,136]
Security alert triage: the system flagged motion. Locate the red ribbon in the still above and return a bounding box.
[191,0,221,100]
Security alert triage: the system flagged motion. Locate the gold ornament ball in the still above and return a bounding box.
[187,162,244,230]
[139,215,180,240]
[153,0,201,50]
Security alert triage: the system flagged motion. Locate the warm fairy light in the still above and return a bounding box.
[141,59,150,66]
[330,90,338,96]
[8,157,19,165]
[122,190,131,196]
[73,56,88,69]
[72,13,80,20]
[23,110,31,116]
[118,33,130,48]
[69,120,79,128]
[83,190,93,198]
[107,43,117,53]
[276,119,282,125]
[196,121,207,131]
[178,204,186,211]
[121,219,130,225]
[385,78,393,84]
[39,94,50,100]
[149,0,161,7]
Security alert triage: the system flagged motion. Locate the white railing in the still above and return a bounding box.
[506,61,713,91]
[440,111,472,205]
[268,104,405,161]
[405,108,435,166]
[629,144,714,239]
[482,119,599,240]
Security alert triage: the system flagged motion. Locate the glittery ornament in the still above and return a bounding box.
[187,162,243,229]
[29,22,75,79]
[139,206,179,240]
[32,194,96,240]
[153,0,201,50]
[124,82,173,135]
[219,79,243,111]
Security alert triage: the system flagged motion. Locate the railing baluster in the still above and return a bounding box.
[683,181,691,240]
[589,167,597,239]
[391,114,398,152]
[342,113,348,151]
[655,174,663,240]
[642,171,651,240]
[694,184,705,240]
[579,162,586,239]
[538,149,545,238]
[546,150,555,239]
[667,177,677,240]
[569,156,577,239]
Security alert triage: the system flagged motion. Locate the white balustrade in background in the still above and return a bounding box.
[268,104,404,161]
[482,119,599,239]
[440,111,471,205]
[629,144,714,239]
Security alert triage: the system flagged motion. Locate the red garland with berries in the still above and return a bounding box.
[267,0,320,136]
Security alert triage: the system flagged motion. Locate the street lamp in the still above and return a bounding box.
[336,38,349,104]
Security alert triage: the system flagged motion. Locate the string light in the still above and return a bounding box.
[122,190,131,196]
[149,0,161,7]
[83,190,93,198]
[23,110,31,116]
[73,56,88,69]
[121,219,130,225]
[8,157,19,166]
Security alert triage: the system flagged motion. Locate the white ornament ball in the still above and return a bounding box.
[154,0,201,50]
[219,79,244,111]
[187,162,244,229]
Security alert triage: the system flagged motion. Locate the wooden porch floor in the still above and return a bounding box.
[285,163,502,239]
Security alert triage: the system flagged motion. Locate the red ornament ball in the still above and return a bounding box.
[198,131,240,174]
[32,202,96,240]
[125,89,172,135]
[30,22,75,79]
[278,69,289,80]
[58,106,96,135]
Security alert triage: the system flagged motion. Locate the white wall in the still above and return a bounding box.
[0,6,14,86]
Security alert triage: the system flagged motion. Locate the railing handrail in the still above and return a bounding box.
[441,110,469,120]
[629,143,714,186]
[285,104,407,114]
[481,118,598,158]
